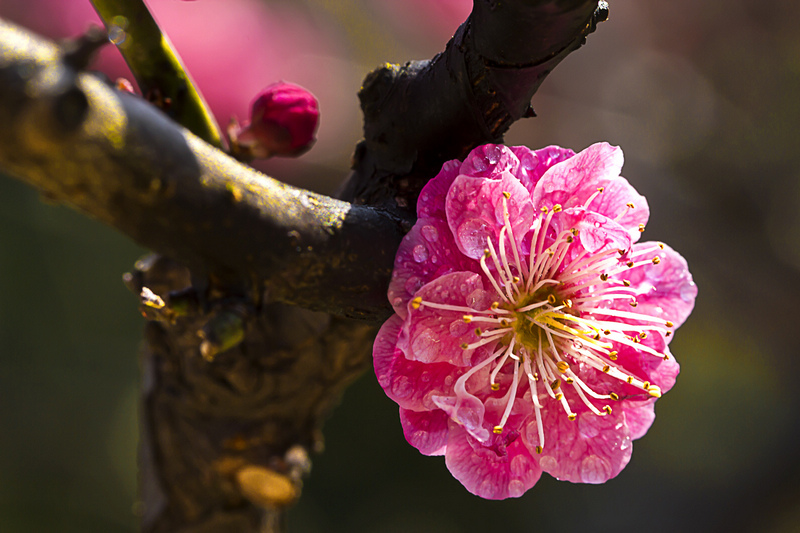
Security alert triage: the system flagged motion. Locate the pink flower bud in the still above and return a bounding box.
[232,81,319,158]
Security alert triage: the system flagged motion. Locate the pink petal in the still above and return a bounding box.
[388,217,477,318]
[446,171,535,260]
[533,143,648,241]
[399,271,498,367]
[559,208,633,255]
[622,400,657,440]
[619,242,697,329]
[374,314,461,411]
[510,145,575,194]
[445,423,542,499]
[418,159,462,220]
[524,399,633,484]
[399,408,449,456]
[459,144,521,179]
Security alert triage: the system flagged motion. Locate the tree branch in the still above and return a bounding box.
[343,0,602,209]
[0,19,405,321]
[90,0,224,148]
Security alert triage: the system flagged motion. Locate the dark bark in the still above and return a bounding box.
[0,1,604,531]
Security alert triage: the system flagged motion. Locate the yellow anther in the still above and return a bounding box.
[600,273,609,281]
[623,279,631,287]
[597,187,605,193]
[500,319,510,326]
[647,385,662,398]
[541,206,549,213]
[642,381,650,389]
[618,249,626,256]
[627,261,635,268]
[626,202,635,209]
[563,299,573,308]
[627,377,633,384]
[547,294,557,304]
[474,328,483,336]
[553,204,562,212]
[460,343,469,349]
[513,276,520,283]
[571,228,579,236]
[609,351,618,360]
[535,446,543,454]
[665,331,672,337]
[462,315,473,323]
[555,393,564,401]
[411,296,422,309]
[603,405,613,414]
[665,321,674,327]
[568,413,577,421]
[658,242,665,249]
[640,332,647,339]
[652,256,661,265]
[491,382,500,391]
[565,377,574,384]
[638,223,645,232]
[491,302,500,310]
[633,337,641,344]
[502,191,511,199]
[602,365,610,373]
[609,392,620,401]
[594,333,601,341]
[566,236,574,243]
[556,361,570,373]
[551,379,561,390]
[629,300,638,307]
[493,425,504,434]
[604,330,611,335]
[483,249,492,258]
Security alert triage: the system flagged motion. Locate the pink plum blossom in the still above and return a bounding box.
[374,142,697,499]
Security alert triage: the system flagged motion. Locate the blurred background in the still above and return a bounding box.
[1,0,799,531]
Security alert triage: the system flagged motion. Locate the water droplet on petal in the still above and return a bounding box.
[579,454,612,483]
[449,320,470,337]
[507,479,526,497]
[392,376,413,399]
[412,244,429,262]
[539,455,558,472]
[411,328,439,358]
[467,289,493,311]
[404,276,422,295]
[457,219,492,258]
[421,225,439,242]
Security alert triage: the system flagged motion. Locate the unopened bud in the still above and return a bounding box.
[230,81,319,158]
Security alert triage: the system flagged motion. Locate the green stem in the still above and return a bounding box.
[90,0,224,148]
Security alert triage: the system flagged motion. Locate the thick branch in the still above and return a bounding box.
[0,19,404,320]
[342,0,602,208]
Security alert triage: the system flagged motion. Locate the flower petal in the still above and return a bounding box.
[459,144,520,179]
[533,142,648,241]
[374,314,462,411]
[388,217,477,318]
[445,423,542,499]
[510,145,575,194]
[618,241,697,329]
[399,408,449,456]
[524,399,633,484]
[400,271,495,367]
[418,159,462,220]
[446,170,535,260]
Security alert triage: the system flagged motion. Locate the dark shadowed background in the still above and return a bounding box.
[1,1,798,531]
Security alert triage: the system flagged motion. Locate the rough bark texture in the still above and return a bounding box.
[0,1,603,531]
